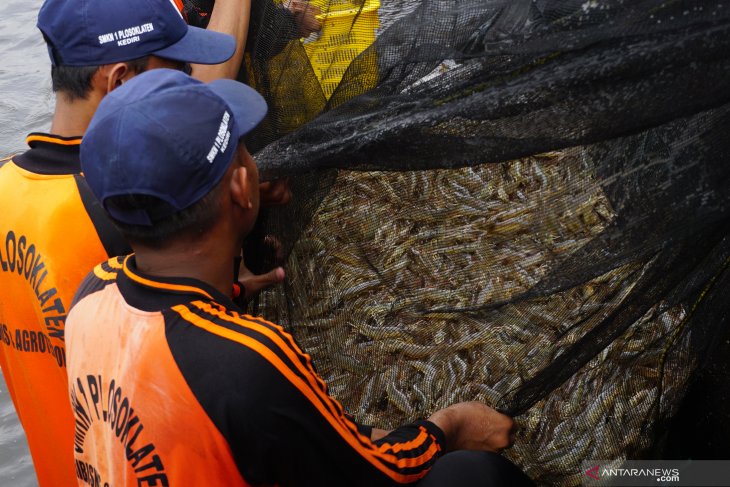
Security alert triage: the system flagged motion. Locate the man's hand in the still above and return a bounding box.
[238,258,285,300]
[285,0,322,38]
[260,178,292,207]
[236,180,290,301]
[427,402,515,453]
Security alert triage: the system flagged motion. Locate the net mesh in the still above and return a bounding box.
[186,0,730,484]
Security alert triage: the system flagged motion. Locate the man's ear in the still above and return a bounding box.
[101,63,133,94]
[230,166,253,210]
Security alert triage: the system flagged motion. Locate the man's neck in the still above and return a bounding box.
[49,93,101,137]
[133,238,239,299]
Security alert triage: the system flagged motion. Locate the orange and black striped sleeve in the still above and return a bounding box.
[165,301,446,486]
[70,257,126,309]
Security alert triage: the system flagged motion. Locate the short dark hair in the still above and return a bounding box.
[51,56,150,101]
[104,179,225,249]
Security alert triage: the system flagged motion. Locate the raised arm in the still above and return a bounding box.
[191,0,251,81]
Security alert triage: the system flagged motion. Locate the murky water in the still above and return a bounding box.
[0,0,52,485]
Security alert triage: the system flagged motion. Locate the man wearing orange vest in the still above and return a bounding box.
[68,68,534,486]
[0,0,265,484]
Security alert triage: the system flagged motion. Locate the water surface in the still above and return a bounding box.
[0,0,53,485]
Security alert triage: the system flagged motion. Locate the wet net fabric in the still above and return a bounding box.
[186,1,730,484]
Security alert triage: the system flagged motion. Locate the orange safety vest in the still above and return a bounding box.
[66,255,445,486]
[0,134,129,487]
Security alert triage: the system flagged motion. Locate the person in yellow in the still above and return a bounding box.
[0,0,258,484]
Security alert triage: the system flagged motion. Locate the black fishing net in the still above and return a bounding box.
[186,0,730,484]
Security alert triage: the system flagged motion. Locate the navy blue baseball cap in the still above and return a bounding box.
[38,0,235,66]
[80,69,268,226]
